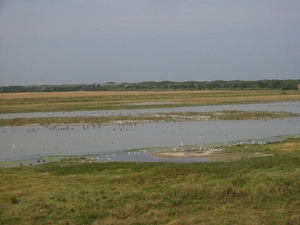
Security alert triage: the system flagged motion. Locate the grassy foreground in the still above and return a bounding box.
[1,138,300,225]
[1,90,300,113]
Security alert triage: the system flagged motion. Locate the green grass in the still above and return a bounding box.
[1,138,300,224]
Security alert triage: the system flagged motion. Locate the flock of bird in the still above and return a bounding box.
[3,107,293,167]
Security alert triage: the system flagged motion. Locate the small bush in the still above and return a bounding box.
[10,195,19,204]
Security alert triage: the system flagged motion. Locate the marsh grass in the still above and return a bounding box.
[0,110,299,126]
[1,138,300,224]
[1,90,299,113]
[0,115,161,126]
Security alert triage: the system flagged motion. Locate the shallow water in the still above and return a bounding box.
[1,101,300,165]
[1,116,299,164]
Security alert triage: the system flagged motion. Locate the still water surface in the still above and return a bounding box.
[1,102,299,164]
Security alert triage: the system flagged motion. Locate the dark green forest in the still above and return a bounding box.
[1,79,299,93]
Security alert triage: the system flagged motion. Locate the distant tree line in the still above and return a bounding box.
[0,79,299,93]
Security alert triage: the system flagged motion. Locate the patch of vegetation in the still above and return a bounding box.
[10,195,19,204]
[0,110,299,126]
[1,138,300,224]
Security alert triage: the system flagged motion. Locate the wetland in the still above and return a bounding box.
[1,100,300,165]
[1,90,300,224]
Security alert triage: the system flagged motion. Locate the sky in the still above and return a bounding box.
[0,0,299,86]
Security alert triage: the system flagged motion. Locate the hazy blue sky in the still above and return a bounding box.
[1,0,299,86]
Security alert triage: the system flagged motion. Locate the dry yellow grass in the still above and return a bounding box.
[0,91,155,99]
[276,143,300,152]
[0,90,237,99]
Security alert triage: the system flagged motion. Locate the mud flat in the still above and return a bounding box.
[152,148,274,162]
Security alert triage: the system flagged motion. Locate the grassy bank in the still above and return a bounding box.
[1,138,300,225]
[1,90,300,113]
